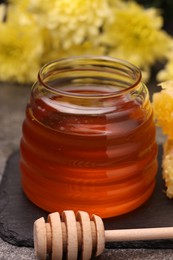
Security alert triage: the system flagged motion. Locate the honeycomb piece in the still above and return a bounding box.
[163,139,173,198]
[153,81,173,139]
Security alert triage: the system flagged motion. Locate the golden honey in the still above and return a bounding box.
[20,56,158,218]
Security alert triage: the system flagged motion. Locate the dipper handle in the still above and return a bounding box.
[34,210,173,260]
[105,227,173,242]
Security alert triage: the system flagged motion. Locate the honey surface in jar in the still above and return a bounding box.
[20,57,158,218]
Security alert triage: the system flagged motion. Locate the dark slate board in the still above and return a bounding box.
[0,146,173,249]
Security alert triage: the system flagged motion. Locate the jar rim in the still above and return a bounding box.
[38,56,142,98]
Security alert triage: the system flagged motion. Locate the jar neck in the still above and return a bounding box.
[29,57,151,132]
[37,56,142,99]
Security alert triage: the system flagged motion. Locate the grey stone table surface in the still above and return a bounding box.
[0,82,173,260]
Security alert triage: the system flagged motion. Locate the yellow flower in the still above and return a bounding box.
[153,81,173,138]
[157,41,173,82]
[102,1,171,68]
[10,0,112,49]
[157,60,173,82]
[51,0,112,49]
[0,16,43,83]
[42,41,106,64]
[1,0,171,84]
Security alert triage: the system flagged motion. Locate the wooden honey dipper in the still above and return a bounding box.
[34,210,173,260]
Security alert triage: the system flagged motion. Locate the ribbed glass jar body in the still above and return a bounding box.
[20,56,158,218]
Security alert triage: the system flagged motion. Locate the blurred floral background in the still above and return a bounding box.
[0,0,173,84]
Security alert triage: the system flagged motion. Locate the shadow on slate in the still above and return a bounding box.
[0,145,173,249]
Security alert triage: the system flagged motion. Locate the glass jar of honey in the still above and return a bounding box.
[20,56,158,218]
